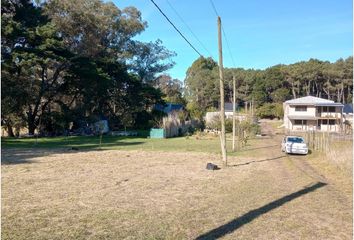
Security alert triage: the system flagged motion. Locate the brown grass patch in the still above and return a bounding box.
[2,144,352,239]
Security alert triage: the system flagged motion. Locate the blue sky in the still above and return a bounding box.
[115,0,353,80]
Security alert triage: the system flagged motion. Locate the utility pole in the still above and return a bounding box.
[251,97,254,122]
[232,75,236,152]
[217,16,227,165]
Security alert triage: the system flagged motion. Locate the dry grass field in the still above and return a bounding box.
[2,122,352,239]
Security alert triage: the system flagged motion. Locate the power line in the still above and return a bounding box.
[222,27,236,67]
[209,0,219,17]
[209,0,236,67]
[166,0,213,58]
[149,0,203,57]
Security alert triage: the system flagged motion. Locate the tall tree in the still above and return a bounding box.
[184,57,219,111]
[44,0,146,58]
[2,0,175,135]
[154,74,185,104]
[2,0,72,134]
[129,40,176,83]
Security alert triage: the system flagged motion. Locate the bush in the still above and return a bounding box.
[206,116,233,133]
[186,102,205,121]
[256,103,283,119]
[206,116,260,135]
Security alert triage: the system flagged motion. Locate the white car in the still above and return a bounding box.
[281,136,308,155]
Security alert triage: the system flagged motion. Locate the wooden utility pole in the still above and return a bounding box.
[217,16,227,165]
[251,97,254,121]
[232,75,236,152]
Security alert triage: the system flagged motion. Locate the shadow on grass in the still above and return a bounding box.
[2,149,52,165]
[195,182,327,240]
[2,135,146,148]
[1,141,144,165]
[228,155,286,167]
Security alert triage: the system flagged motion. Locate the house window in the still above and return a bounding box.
[322,106,336,113]
[294,120,307,125]
[328,107,336,113]
[322,119,335,125]
[295,106,307,112]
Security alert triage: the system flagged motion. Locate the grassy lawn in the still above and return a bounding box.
[2,135,268,157]
[2,123,352,239]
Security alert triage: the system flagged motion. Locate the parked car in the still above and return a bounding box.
[281,136,308,155]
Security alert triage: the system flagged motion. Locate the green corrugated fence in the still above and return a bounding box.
[150,128,165,138]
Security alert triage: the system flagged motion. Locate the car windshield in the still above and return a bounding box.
[287,137,304,143]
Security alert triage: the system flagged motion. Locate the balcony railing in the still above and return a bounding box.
[316,112,341,119]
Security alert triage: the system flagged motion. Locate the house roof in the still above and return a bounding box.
[223,102,240,112]
[154,103,184,114]
[314,103,343,107]
[285,96,334,105]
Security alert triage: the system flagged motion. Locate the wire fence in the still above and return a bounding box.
[287,130,352,152]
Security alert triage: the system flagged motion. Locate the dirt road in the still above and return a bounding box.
[2,121,352,239]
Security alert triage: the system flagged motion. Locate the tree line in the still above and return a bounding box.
[185,56,353,119]
[2,0,352,136]
[2,0,177,136]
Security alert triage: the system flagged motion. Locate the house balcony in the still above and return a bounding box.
[316,112,342,119]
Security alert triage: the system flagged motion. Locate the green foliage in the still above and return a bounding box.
[206,116,260,136]
[44,0,146,58]
[186,102,205,121]
[149,109,166,128]
[1,0,174,135]
[154,74,185,105]
[130,40,176,83]
[256,103,284,119]
[184,57,219,112]
[270,88,291,103]
[186,56,352,117]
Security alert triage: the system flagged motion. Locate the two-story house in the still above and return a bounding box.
[283,96,344,132]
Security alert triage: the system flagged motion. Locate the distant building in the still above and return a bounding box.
[283,96,344,132]
[205,102,247,125]
[343,103,353,126]
[343,104,353,117]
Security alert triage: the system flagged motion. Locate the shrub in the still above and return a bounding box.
[206,116,233,133]
[186,102,205,121]
[256,103,283,119]
[206,116,260,135]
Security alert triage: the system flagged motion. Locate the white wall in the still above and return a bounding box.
[289,120,317,131]
[284,104,343,132]
[288,105,316,116]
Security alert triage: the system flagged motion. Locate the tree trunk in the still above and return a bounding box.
[28,118,36,135]
[306,81,311,96]
[314,81,319,97]
[312,81,315,95]
[291,82,296,99]
[7,125,15,137]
